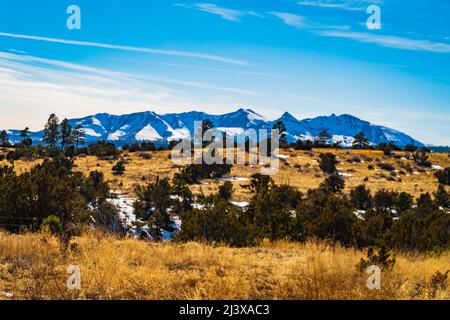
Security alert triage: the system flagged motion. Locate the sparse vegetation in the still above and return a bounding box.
[0,231,448,300]
[318,153,338,174]
[0,144,449,300]
[435,167,450,186]
[112,160,126,176]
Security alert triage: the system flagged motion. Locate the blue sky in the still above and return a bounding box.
[0,0,449,145]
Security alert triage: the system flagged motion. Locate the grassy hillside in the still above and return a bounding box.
[0,231,448,300]
[3,148,449,200]
[0,148,448,300]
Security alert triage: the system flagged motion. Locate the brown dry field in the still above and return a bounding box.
[1,149,449,300]
[0,231,448,300]
[2,148,449,200]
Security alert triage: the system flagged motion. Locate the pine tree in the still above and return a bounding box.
[60,118,73,151]
[413,148,431,167]
[376,142,398,156]
[435,167,450,186]
[0,130,9,147]
[19,127,32,148]
[19,127,30,139]
[197,119,215,148]
[272,120,287,145]
[43,114,60,149]
[350,185,372,210]
[353,132,370,149]
[315,130,331,147]
[72,125,86,148]
[218,181,233,201]
[202,119,215,132]
[112,161,126,176]
[319,153,338,175]
[134,177,174,240]
[434,184,449,208]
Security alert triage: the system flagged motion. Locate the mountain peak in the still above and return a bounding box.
[280,112,297,121]
[3,108,424,147]
[236,107,257,114]
[232,108,265,122]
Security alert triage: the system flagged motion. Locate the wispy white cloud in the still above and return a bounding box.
[317,30,450,53]
[8,49,27,54]
[298,0,383,11]
[0,52,261,129]
[0,32,247,65]
[192,3,244,21]
[110,58,282,77]
[268,12,308,29]
[285,93,319,102]
[175,3,263,22]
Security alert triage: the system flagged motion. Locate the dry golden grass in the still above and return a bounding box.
[2,148,449,201]
[0,230,448,300]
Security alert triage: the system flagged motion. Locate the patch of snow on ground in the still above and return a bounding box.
[218,177,250,182]
[0,291,13,298]
[354,210,366,220]
[230,201,250,208]
[432,165,443,170]
[108,193,136,228]
[339,172,353,177]
[276,154,290,159]
[192,203,206,210]
[171,216,182,229]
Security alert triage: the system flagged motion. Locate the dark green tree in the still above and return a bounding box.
[395,192,413,214]
[434,184,449,208]
[350,185,372,210]
[172,175,193,212]
[202,119,215,133]
[404,144,418,152]
[272,120,287,145]
[304,194,357,246]
[72,125,86,148]
[320,174,345,194]
[19,127,32,148]
[218,181,233,201]
[19,127,30,139]
[318,153,338,175]
[88,140,119,158]
[413,148,430,166]
[315,130,331,147]
[435,167,450,186]
[352,132,370,149]
[112,160,126,176]
[0,130,10,147]
[177,199,249,246]
[60,118,73,151]
[43,114,60,149]
[134,177,174,240]
[376,142,398,156]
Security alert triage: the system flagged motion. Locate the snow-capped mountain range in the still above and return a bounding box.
[5,108,423,147]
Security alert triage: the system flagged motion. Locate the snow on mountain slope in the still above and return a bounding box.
[135,124,162,141]
[3,108,424,147]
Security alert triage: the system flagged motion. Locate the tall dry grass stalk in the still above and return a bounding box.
[0,230,448,300]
